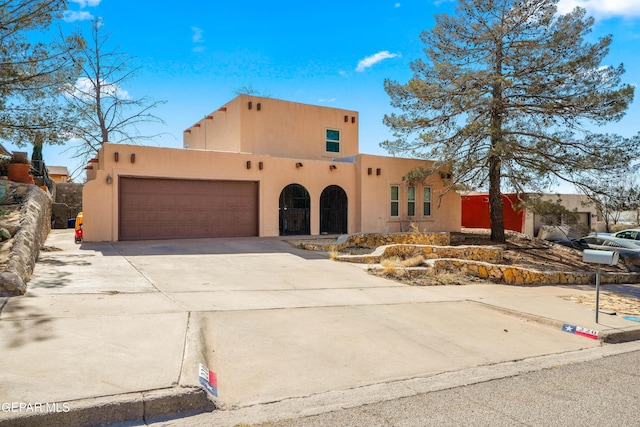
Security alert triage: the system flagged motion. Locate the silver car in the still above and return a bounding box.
[582,235,640,272]
[613,229,640,241]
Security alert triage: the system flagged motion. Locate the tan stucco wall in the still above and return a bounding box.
[84,143,359,241]
[83,143,461,242]
[356,155,461,234]
[184,101,242,152]
[183,95,359,161]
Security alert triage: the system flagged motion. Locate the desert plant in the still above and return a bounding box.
[401,255,425,268]
[381,257,403,276]
[433,272,464,286]
[9,152,29,164]
[328,245,339,260]
[408,222,428,244]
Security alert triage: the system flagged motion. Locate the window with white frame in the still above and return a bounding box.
[407,186,416,216]
[423,187,432,216]
[390,185,399,217]
[326,129,340,153]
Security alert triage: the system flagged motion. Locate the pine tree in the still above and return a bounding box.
[382,0,636,242]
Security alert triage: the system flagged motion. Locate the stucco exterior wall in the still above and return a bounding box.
[83,143,461,242]
[84,143,360,241]
[356,155,461,234]
[184,100,242,152]
[184,96,359,161]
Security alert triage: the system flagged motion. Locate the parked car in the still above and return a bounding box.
[551,237,590,250]
[612,229,640,242]
[581,235,640,272]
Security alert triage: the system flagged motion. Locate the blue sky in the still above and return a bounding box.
[23,0,640,180]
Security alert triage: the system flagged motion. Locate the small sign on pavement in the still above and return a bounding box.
[562,323,599,340]
[199,363,218,397]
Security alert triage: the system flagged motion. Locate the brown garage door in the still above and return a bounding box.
[119,177,259,240]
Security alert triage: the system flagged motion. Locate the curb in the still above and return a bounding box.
[475,301,640,344]
[0,387,214,427]
[600,327,640,344]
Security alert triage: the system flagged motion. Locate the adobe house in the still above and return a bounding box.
[82,95,461,241]
[46,166,70,183]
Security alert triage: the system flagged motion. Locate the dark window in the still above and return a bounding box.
[423,187,432,216]
[326,129,340,153]
[407,186,415,216]
[391,186,399,217]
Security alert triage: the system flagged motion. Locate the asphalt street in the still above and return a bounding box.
[156,346,640,427]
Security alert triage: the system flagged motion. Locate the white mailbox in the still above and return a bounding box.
[582,249,619,265]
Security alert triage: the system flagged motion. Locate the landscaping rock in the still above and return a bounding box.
[0,272,24,295]
[0,184,51,296]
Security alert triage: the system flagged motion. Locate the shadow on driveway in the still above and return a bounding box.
[86,236,330,260]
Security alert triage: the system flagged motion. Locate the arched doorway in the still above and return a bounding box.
[279,184,311,235]
[320,185,347,235]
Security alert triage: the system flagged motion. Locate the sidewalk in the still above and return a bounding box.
[1,230,639,426]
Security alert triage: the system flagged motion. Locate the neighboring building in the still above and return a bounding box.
[462,193,606,237]
[83,95,461,242]
[0,143,10,157]
[47,166,70,183]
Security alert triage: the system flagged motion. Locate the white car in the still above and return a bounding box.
[612,229,640,242]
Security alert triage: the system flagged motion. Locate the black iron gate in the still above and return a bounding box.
[320,185,347,234]
[279,184,311,235]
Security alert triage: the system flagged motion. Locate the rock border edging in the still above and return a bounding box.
[0,184,51,296]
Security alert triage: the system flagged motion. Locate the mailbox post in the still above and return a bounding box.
[582,249,619,323]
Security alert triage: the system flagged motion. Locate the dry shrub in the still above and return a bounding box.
[328,245,338,260]
[408,222,426,243]
[433,272,465,285]
[381,257,403,275]
[402,255,425,268]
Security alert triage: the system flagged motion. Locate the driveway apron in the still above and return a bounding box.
[0,230,605,410]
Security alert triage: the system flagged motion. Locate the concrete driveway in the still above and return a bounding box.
[4,229,632,422]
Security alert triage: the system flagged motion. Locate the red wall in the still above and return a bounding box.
[461,194,525,232]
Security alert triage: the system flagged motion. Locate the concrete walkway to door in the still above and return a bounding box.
[1,230,639,426]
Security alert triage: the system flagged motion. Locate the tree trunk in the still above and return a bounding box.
[489,154,505,243]
[489,38,506,244]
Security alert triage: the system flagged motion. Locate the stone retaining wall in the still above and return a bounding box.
[338,244,503,264]
[51,182,83,229]
[377,259,640,286]
[0,184,51,296]
[294,232,451,251]
[336,240,640,286]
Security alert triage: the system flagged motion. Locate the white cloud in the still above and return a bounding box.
[356,51,399,72]
[190,27,206,52]
[70,0,102,7]
[191,26,204,43]
[65,0,100,22]
[63,10,93,22]
[395,3,401,8]
[318,98,336,103]
[557,0,640,18]
[72,77,130,100]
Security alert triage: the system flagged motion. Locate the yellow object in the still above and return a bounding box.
[75,212,83,231]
